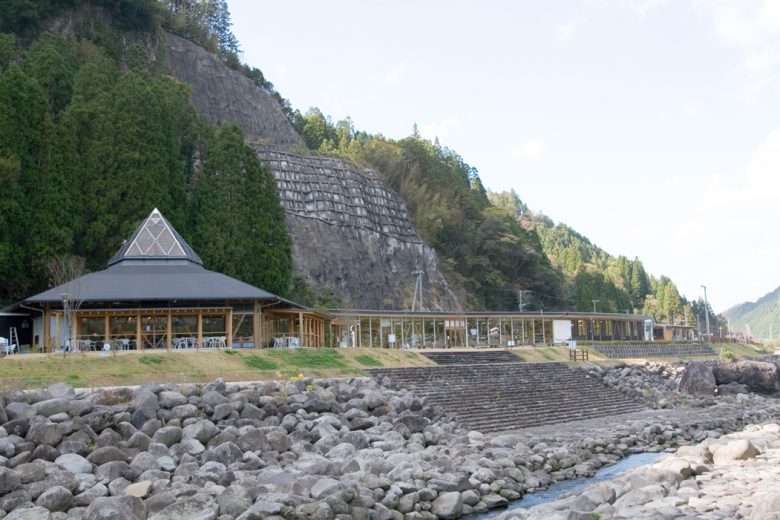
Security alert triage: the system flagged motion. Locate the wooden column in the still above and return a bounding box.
[104,315,110,342]
[136,313,142,350]
[254,302,262,349]
[196,311,203,350]
[166,313,173,350]
[43,310,49,353]
[298,312,304,346]
[226,308,233,349]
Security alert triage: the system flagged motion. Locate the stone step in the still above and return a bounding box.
[423,351,522,365]
[367,362,645,433]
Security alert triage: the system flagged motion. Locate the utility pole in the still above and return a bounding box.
[518,290,531,312]
[700,285,711,341]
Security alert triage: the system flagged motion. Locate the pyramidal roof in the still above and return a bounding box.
[108,208,203,266]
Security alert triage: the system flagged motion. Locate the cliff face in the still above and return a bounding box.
[164,32,460,310]
[255,148,461,311]
[164,32,303,146]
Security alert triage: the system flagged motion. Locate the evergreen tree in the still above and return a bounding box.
[190,123,291,295]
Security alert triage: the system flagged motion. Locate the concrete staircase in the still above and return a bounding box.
[368,362,645,433]
[592,343,715,359]
[422,351,521,365]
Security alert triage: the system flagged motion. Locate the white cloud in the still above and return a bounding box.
[664,130,780,309]
[684,100,701,116]
[419,118,461,141]
[664,175,683,190]
[696,1,780,105]
[557,19,581,43]
[382,59,408,84]
[511,139,548,160]
[625,0,668,17]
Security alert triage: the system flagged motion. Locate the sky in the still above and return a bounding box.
[228,0,780,313]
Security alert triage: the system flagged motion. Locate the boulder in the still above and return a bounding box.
[35,485,72,512]
[714,359,780,393]
[750,491,780,520]
[4,506,53,520]
[149,494,218,520]
[26,422,62,447]
[678,362,716,396]
[717,382,750,395]
[432,491,463,519]
[55,453,92,475]
[712,439,760,465]
[0,466,22,494]
[84,495,145,520]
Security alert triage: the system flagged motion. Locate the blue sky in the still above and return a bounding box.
[229,0,780,314]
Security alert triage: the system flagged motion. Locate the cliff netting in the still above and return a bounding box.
[255,147,461,311]
[164,31,303,147]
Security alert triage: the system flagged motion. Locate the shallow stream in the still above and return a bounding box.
[470,451,665,519]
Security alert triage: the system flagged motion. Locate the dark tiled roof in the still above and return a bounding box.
[24,262,299,305]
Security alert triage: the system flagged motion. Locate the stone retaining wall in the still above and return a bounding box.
[592,343,715,359]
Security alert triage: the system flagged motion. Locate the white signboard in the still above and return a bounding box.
[553,320,573,344]
[388,334,396,344]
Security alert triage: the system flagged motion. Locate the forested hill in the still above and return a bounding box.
[0,0,716,325]
[0,0,292,304]
[723,286,780,341]
[487,190,721,330]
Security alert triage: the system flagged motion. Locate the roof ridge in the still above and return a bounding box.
[107,208,203,266]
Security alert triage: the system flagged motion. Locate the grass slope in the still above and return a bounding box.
[0,348,434,390]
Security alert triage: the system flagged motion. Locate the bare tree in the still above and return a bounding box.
[44,256,88,354]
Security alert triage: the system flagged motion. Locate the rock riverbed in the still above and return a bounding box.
[0,361,777,519]
[494,421,780,519]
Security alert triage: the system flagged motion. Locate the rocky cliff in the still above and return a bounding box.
[165,32,303,147]
[163,32,460,310]
[254,147,460,310]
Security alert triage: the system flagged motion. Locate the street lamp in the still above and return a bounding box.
[700,285,711,341]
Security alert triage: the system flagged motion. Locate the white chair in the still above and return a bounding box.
[288,337,300,349]
[216,336,227,349]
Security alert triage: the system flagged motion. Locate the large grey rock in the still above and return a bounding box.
[33,399,71,418]
[26,422,62,446]
[0,466,21,494]
[130,391,159,429]
[15,462,46,483]
[217,486,252,517]
[678,362,716,396]
[149,494,217,520]
[35,486,72,512]
[47,383,75,400]
[6,403,35,421]
[712,439,760,465]
[717,382,750,395]
[151,426,181,447]
[0,488,31,512]
[87,447,127,466]
[714,359,780,393]
[72,483,108,507]
[84,495,145,520]
[750,491,780,520]
[157,391,187,409]
[181,420,217,444]
[55,454,92,474]
[4,506,53,520]
[432,491,463,519]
